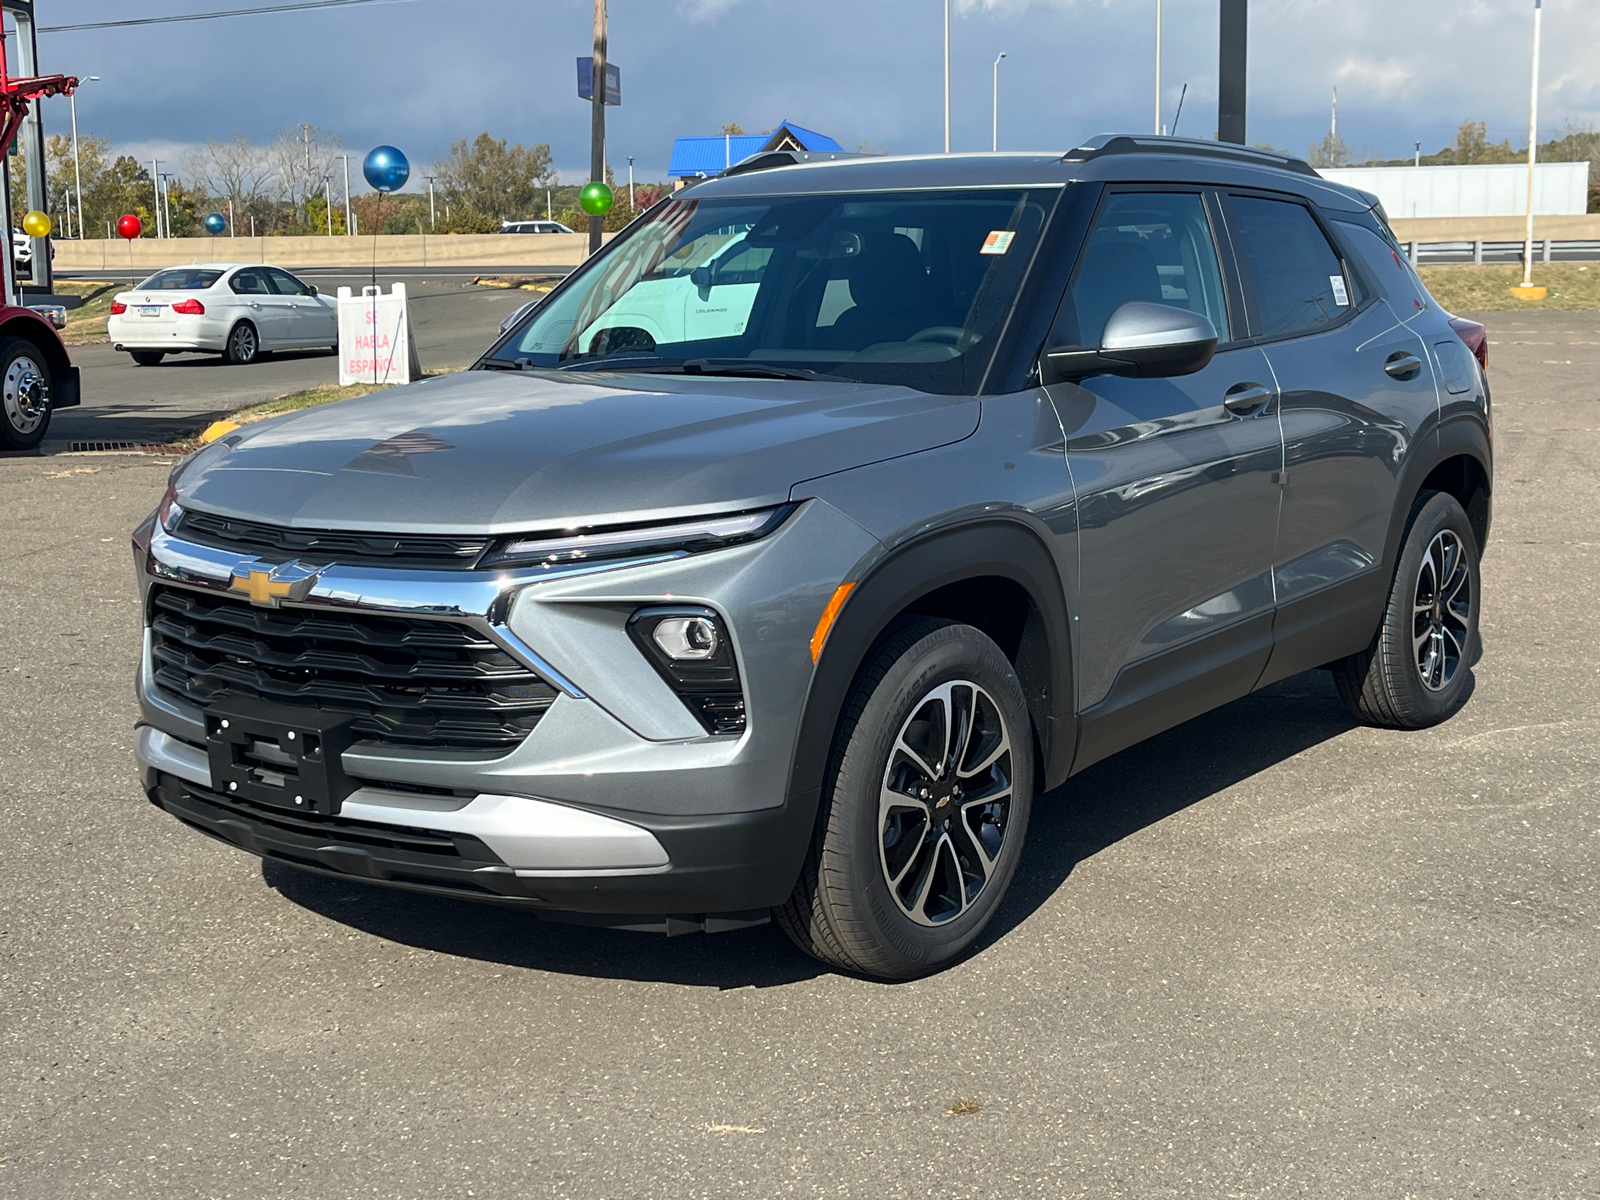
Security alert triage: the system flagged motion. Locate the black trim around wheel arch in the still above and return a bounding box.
[785,519,1077,839]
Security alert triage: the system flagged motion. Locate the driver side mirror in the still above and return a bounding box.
[307,284,318,296]
[1044,301,1217,383]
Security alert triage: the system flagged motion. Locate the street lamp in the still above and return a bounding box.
[943,0,951,153]
[1154,0,1162,134]
[69,75,99,238]
[1520,0,1543,292]
[158,172,174,241]
[424,174,436,228]
[628,156,634,209]
[992,53,1006,152]
[324,176,334,235]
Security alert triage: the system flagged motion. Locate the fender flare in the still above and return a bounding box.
[1380,415,1492,578]
[782,519,1077,840]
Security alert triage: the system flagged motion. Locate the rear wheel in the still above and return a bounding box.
[0,336,53,451]
[222,322,258,365]
[1333,490,1480,728]
[777,619,1034,979]
[130,350,165,367]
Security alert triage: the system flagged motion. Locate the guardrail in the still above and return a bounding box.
[1402,238,1600,265]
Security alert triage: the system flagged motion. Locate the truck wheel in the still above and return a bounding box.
[0,336,53,451]
[777,618,1034,979]
[1333,490,1480,728]
[130,351,165,367]
[222,322,258,365]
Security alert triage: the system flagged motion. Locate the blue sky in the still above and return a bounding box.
[28,0,1600,191]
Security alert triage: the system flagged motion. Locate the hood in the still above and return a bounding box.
[178,369,979,533]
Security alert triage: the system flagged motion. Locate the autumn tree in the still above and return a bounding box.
[432,132,556,227]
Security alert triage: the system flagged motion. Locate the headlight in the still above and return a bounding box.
[480,504,795,570]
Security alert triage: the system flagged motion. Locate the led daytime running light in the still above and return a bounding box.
[484,506,790,568]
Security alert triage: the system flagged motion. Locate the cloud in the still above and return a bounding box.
[677,0,743,20]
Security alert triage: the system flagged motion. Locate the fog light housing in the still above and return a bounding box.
[628,606,745,736]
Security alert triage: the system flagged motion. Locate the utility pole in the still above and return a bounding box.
[943,0,951,153]
[301,124,313,172]
[1218,0,1248,144]
[340,154,353,235]
[1520,0,1542,291]
[992,53,1006,151]
[588,0,607,255]
[424,175,436,228]
[69,77,99,239]
[1154,0,1162,134]
[150,159,162,238]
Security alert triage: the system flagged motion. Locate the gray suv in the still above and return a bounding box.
[133,136,1491,979]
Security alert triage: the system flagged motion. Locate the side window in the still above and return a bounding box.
[266,268,309,296]
[1336,221,1429,314]
[230,268,269,295]
[1069,192,1230,348]
[1229,196,1350,337]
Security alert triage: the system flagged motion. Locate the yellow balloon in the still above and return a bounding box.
[21,210,50,238]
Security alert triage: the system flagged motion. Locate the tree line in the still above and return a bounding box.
[8,127,669,237]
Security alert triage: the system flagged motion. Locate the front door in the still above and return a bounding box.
[1054,189,1284,769]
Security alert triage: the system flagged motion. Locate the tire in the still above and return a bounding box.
[777,618,1035,979]
[222,322,259,365]
[1332,490,1480,728]
[0,336,53,451]
[130,351,165,367]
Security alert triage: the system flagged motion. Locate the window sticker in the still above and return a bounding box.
[1330,275,1349,307]
[980,230,1016,255]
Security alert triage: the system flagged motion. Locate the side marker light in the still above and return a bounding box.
[810,582,856,663]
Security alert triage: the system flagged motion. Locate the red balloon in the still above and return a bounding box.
[116,214,142,240]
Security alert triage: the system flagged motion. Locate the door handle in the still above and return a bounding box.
[1385,351,1423,380]
[1223,382,1273,415]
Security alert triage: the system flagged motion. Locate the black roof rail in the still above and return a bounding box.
[1062,134,1320,178]
[720,149,867,177]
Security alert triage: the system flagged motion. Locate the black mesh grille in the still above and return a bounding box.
[148,585,556,752]
[175,510,491,569]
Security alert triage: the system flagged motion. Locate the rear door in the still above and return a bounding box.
[229,267,293,345]
[1057,188,1284,768]
[1222,192,1441,684]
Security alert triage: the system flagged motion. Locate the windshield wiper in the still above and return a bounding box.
[647,359,847,383]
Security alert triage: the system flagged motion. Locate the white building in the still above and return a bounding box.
[1319,162,1590,219]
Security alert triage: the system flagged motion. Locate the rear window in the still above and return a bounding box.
[137,268,223,290]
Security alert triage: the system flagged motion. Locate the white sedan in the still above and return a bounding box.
[107,263,338,366]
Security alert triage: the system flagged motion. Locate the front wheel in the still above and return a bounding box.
[222,321,259,365]
[0,336,53,451]
[777,619,1034,979]
[1333,490,1480,728]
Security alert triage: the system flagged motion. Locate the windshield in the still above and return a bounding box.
[488,188,1052,394]
[137,268,224,290]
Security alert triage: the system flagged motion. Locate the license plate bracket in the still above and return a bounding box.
[205,698,358,815]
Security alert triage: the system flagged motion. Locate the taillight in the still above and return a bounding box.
[1447,315,1488,371]
[110,301,126,314]
[172,298,205,315]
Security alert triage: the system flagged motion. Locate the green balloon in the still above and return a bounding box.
[580,181,614,216]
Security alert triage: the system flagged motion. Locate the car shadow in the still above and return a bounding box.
[265,669,1377,988]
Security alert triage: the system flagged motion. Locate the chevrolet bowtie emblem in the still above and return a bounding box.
[228,561,321,607]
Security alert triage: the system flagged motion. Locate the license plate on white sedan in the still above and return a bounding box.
[138,305,161,317]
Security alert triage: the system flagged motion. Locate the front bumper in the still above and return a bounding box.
[133,497,878,921]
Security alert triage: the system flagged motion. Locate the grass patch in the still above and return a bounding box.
[1416,262,1600,312]
[50,280,123,346]
[473,275,560,291]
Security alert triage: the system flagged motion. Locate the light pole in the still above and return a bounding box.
[992,53,1006,151]
[69,75,99,238]
[1414,141,1421,169]
[324,177,334,235]
[1520,0,1542,292]
[628,156,634,209]
[424,174,436,228]
[1154,0,1161,134]
[149,159,162,237]
[339,154,353,235]
[158,172,173,240]
[943,0,951,152]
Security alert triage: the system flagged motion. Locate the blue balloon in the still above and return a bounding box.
[203,212,227,235]
[363,145,410,194]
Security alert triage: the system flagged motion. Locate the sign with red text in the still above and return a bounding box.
[338,283,422,386]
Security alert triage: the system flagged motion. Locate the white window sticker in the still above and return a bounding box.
[980,230,1015,255]
[1330,274,1349,307]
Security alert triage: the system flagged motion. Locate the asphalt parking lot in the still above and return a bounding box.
[46,272,536,448]
[1,311,1597,1198]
